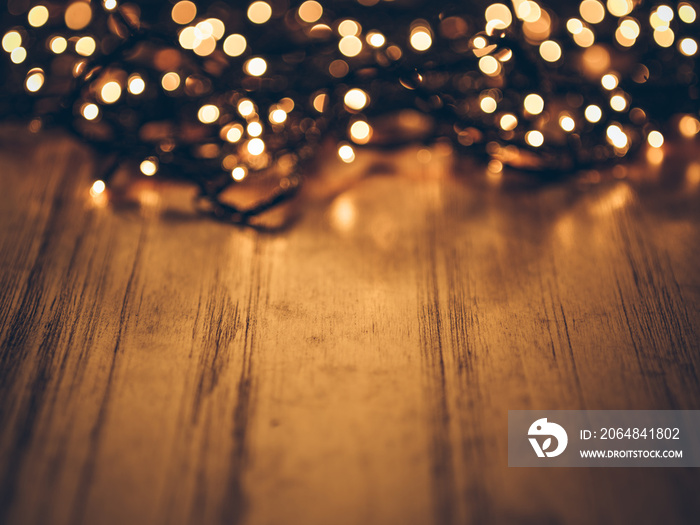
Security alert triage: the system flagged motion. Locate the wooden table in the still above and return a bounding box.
[1,128,699,524]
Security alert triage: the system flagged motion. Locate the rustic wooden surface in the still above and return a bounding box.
[1,128,699,525]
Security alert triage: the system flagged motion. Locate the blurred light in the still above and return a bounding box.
[479,55,500,75]
[162,72,180,91]
[247,121,263,136]
[488,159,503,175]
[344,88,368,110]
[232,167,247,181]
[172,1,196,24]
[574,27,595,47]
[657,5,674,22]
[606,124,628,148]
[679,4,697,23]
[198,104,220,124]
[367,32,385,47]
[28,6,50,27]
[585,104,602,122]
[82,103,99,120]
[128,75,145,95]
[539,40,562,62]
[654,28,675,47]
[193,37,216,56]
[90,180,106,196]
[75,36,96,56]
[338,144,355,163]
[480,96,497,113]
[338,20,360,36]
[10,47,26,63]
[679,115,700,137]
[601,73,618,89]
[104,0,117,10]
[238,99,255,116]
[299,1,323,23]
[140,158,158,176]
[65,2,92,30]
[245,57,267,76]
[50,36,67,54]
[25,70,45,92]
[567,18,584,34]
[619,19,640,39]
[2,31,21,53]
[350,120,372,144]
[248,2,272,24]
[610,94,627,111]
[519,1,541,23]
[524,93,544,115]
[485,4,513,29]
[179,27,197,49]
[247,138,265,155]
[679,38,698,56]
[313,93,327,113]
[560,115,576,131]
[225,124,244,142]
[607,0,633,17]
[580,0,606,23]
[270,109,287,123]
[206,18,225,40]
[223,34,246,56]
[647,130,664,148]
[410,28,432,51]
[339,35,362,56]
[500,113,518,130]
[526,130,544,147]
[100,81,122,104]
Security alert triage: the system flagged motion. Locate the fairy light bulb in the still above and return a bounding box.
[172,1,196,24]
[245,57,267,76]
[647,131,664,148]
[585,105,602,123]
[28,6,49,27]
[523,94,544,115]
[338,144,355,163]
[480,96,497,113]
[270,109,287,124]
[560,116,576,132]
[247,121,263,137]
[350,120,372,144]
[247,138,265,155]
[526,130,544,147]
[238,100,255,117]
[247,2,272,24]
[100,81,122,104]
[298,1,323,23]
[232,167,247,181]
[601,74,618,90]
[82,103,99,121]
[500,114,518,131]
[198,104,220,124]
[410,28,432,51]
[140,158,158,176]
[344,89,368,110]
[162,72,180,91]
[90,180,106,196]
[223,34,246,56]
[128,75,145,95]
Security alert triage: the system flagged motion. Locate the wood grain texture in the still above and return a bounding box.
[1,127,699,525]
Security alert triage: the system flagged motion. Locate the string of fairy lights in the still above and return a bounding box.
[1,0,699,222]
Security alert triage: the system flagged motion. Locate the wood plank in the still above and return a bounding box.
[0,128,699,524]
